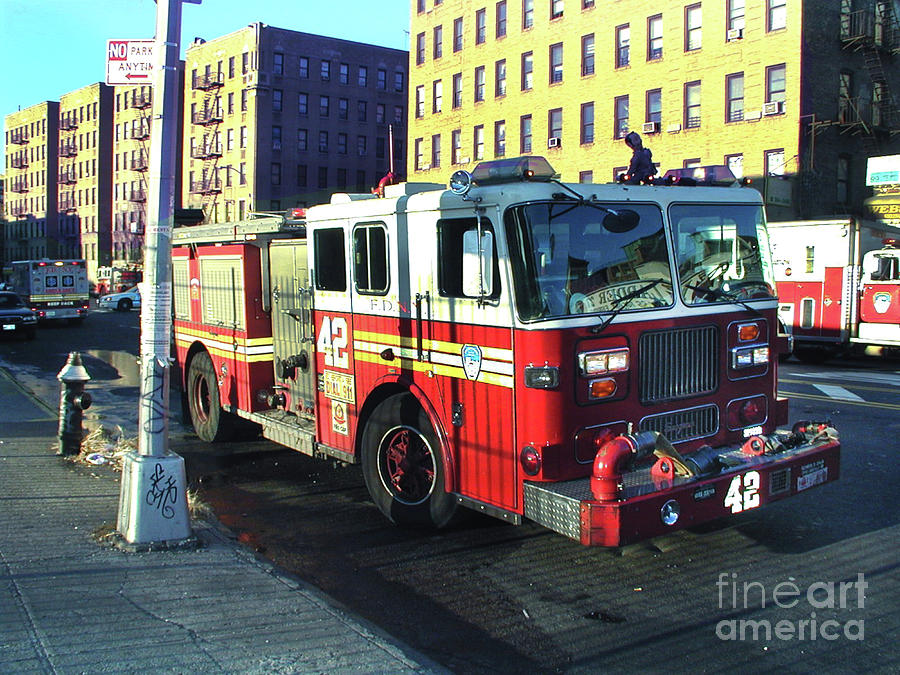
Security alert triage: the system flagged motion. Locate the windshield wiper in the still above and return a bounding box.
[683,284,761,316]
[591,278,669,334]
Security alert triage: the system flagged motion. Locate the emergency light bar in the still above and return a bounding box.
[450,155,558,195]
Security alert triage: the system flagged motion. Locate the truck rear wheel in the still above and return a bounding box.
[187,351,236,442]
[361,394,458,529]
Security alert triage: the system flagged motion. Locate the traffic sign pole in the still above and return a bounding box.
[117,0,200,547]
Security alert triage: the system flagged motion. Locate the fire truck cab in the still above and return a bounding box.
[173,157,839,547]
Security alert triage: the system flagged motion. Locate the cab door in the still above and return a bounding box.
[269,240,316,417]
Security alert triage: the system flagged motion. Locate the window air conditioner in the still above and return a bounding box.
[642,121,660,133]
[548,136,561,148]
[763,101,785,116]
[727,28,744,41]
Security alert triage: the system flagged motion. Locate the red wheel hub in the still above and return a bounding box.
[381,427,435,504]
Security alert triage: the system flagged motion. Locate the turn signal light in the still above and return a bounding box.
[520,445,542,476]
[738,323,760,341]
[589,378,617,399]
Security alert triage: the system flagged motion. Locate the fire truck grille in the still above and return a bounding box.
[639,404,719,444]
[639,325,718,403]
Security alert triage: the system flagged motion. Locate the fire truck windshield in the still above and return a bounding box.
[670,203,776,306]
[505,201,673,321]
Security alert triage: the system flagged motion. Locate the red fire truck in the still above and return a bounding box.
[769,218,900,362]
[172,157,839,547]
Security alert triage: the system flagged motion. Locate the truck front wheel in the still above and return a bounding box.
[187,351,235,442]
[361,394,458,529]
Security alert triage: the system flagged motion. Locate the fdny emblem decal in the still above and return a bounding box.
[873,292,891,314]
[461,344,483,381]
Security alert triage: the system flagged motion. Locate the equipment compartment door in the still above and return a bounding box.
[269,241,317,417]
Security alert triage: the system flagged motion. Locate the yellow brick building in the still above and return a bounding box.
[409,0,900,220]
[59,83,114,281]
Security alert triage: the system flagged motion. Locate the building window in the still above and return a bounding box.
[548,108,562,143]
[768,0,786,32]
[579,170,593,183]
[242,52,249,74]
[453,17,464,51]
[394,105,404,123]
[432,134,441,167]
[272,125,282,150]
[521,51,534,90]
[433,80,443,113]
[416,33,426,65]
[765,148,785,176]
[271,162,281,185]
[416,85,425,117]
[240,126,248,148]
[727,0,745,32]
[272,89,283,112]
[475,66,486,102]
[616,24,630,68]
[433,25,443,59]
[357,135,367,156]
[228,56,235,78]
[274,52,284,75]
[549,43,563,83]
[453,73,463,108]
[318,131,329,153]
[685,4,702,51]
[614,96,629,138]
[338,133,347,154]
[646,88,662,124]
[394,71,404,92]
[358,100,368,121]
[684,158,701,169]
[339,98,349,120]
[581,34,595,76]
[452,129,462,164]
[496,1,507,37]
[648,14,663,60]
[551,0,563,20]
[337,168,347,188]
[377,68,387,90]
[837,155,850,204]
[376,137,385,159]
[298,92,308,115]
[320,60,330,81]
[494,120,506,157]
[415,138,424,169]
[241,89,248,111]
[684,81,701,128]
[523,0,534,28]
[725,153,743,178]
[299,56,309,78]
[520,114,532,153]
[317,167,329,191]
[375,103,385,123]
[766,63,786,102]
[320,95,330,117]
[580,102,594,144]
[726,73,744,122]
[476,8,486,44]
[358,66,368,87]
[495,60,507,97]
[474,124,485,160]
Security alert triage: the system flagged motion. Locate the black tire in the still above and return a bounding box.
[793,346,833,365]
[117,298,133,311]
[361,393,458,529]
[186,351,236,442]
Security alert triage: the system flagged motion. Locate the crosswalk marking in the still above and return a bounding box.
[812,384,865,401]
[792,371,900,387]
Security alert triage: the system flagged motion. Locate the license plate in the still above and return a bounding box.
[45,310,56,317]
[797,467,828,491]
[2,324,14,331]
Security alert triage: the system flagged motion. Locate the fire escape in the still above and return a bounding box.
[190,69,224,218]
[58,112,79,214]
[834,3,900,155]
[128,88,153,243]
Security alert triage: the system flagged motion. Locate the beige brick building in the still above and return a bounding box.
[183,23,409,222]
[59,83,114,281]
[3,101,61,263]
[409,0,900,220]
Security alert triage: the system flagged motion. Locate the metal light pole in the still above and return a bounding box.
[117,0,200,546]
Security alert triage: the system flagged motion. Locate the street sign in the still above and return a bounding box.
[106,39,155,86]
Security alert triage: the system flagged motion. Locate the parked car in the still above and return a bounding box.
[99,286,141,311]
[0,291,38,340]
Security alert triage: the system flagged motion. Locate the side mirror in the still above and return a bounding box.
[462,228,494,298]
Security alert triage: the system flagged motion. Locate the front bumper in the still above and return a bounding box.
[523,428,840,547]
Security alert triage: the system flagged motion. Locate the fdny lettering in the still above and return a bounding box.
[368,298,394,313]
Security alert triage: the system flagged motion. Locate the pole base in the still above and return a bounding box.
[117,451,193,545]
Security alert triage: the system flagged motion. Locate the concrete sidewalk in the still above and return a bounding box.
[0,368,443,674]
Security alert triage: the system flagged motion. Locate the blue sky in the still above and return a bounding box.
[0,0,411,160]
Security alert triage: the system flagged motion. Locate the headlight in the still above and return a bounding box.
[578,348,629,376]
[732,345,769,369]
